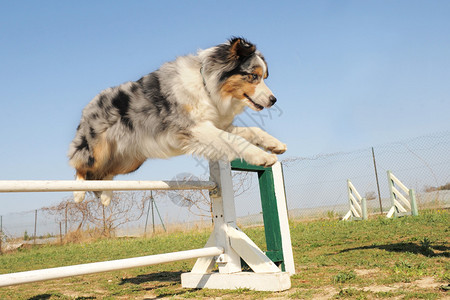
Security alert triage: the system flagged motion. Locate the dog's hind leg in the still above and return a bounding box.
[99,175,114,206]
[73,171,87,203]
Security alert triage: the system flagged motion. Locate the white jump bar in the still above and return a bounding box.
[0,246,224,287]
[0,180,216,193]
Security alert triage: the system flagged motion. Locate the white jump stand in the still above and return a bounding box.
[181,161,291,291]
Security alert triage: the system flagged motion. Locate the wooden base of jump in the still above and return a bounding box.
[181,272,291,291]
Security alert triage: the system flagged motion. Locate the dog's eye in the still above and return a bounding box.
[251,74,258,81]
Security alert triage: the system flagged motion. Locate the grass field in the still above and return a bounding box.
[0,210,449,299]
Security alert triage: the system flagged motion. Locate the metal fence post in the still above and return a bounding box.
[34,210,37,244]
[59,222,63,244]
[371,147,383,214]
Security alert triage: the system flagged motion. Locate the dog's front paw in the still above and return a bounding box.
[266,142,287,155]
[247,152,278,168]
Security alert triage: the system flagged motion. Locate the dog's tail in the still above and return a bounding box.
[68,123,96,170]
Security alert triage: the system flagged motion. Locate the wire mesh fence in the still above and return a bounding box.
[1,131,449,246]
[283,131,450,220]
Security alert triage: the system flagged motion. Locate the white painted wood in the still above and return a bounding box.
[389,173,409,194]
[348,181,362,201]
[272,162,296,275]
[181,272,291,291]
[394,199,408,213]
[387,171,397,218]
[191,233,217,274]
[208,161,241,274]
[0,247,223,287]
[392,186,411,209]
[386,206,396,218]
[227,226,280,273]
[346,179,364,220]
[0,180,216,193]
[349,193,362,213]
[386,171,416,218]
[343,211,352,220]
[350,205,361,218]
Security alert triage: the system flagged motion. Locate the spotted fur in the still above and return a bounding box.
[68,37,286,205]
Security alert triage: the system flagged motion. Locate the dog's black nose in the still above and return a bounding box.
[269,95,277,106]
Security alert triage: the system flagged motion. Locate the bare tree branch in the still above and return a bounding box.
[43,191,149,237]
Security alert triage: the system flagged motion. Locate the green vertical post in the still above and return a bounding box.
[258,167,284,267]
[231,160,284,269]
[409,189,419,216]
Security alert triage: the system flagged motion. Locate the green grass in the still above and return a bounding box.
[0,210,449,299]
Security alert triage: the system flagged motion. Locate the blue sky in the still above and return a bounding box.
[1,1,449,214]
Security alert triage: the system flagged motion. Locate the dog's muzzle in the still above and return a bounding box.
[269,95,277,107]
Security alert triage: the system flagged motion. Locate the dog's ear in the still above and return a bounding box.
[229,37,256,60]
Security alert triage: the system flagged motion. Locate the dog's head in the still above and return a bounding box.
[204,38,276,111]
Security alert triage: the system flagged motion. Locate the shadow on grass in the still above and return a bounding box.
[28,295,52,300]
[119,271,199,299]
[28,295,95,300]
[119,271,183,285]
[339,242,449,257]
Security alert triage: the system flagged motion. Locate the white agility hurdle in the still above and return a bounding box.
[386,170,419,218]
[342,180,368,221]
[0,160,293,291]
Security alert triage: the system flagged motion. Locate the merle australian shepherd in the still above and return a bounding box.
[68,37,286,205]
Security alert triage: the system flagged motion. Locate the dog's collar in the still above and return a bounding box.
[200,66,211,95]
